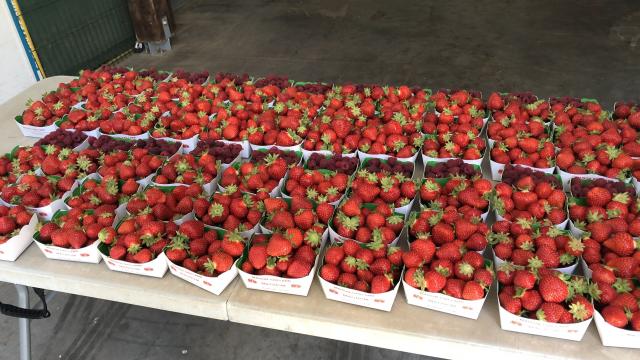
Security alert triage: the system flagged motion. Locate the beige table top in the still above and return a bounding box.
[1,77,637,358]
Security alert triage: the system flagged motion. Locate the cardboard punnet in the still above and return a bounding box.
[318,274,401,312]
[357,149,420,164]
[32,205,128,263]
[166,257,239,295]
[421,152,483,168]
[492,250,578,275]
[27,181,78,221]
[15,116,57,138]
[328,213,404,247]
[301,149,357,161]
[402,280,489,319]
[34,238,102,264]
[99,246,169,278]
[237,232,327,296]
[496,286,592,341]
[494,211,569,231]
[556,167,630,192]
[580,258,593,279]
[490,160,555,182]
[151,134,199,154]
[0,214,38,261]
[593,310,640,348]
[98,130,150,141]
[250,143,302,153]
[217,139,251,158]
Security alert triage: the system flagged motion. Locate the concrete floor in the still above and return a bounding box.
[120,0,640,107]
[2,1,640,359]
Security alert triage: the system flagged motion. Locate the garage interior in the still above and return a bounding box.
[1,0,640,359]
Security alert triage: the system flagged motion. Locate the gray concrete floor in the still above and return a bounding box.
[2,1,640,359]
[121,0,640,107]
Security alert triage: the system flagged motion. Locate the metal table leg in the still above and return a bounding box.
[14,284,31,360]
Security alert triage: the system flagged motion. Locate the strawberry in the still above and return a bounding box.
[286,259,312,278]
[601,305,628,328]
[538,274,568,303]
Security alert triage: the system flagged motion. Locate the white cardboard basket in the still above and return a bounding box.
[15,120,57,138]
[100,251,168,278]
[421,152,483,168]
[594,310,640,348]
[358,150,420,164]
[0,214,38,261]
[151,134,198,153]
[497,287,592,341]
[34,238,102,264]
[318,272,402,312]
[236,233,327,296]
[166,257,239,295]
[490,160,555,182]
[402,279,489,319]
[301,149,357,161]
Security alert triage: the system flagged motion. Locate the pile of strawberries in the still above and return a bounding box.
[408,208,489,252]
[330,198,404,244]
[218,149,300,198]
[493,175,567,226]
[349,169,417,210]
[497,268,594,324]
[420,177,492,218]
[591,276,640,330]
[403,236,493,300]
[489,220,583,270]
[320,239,404,293]
[571,185,640,279]
[196,189,262,233]
[165,221,245,276]
[283,166,349,204]
[126,185,203,222]
[0,205,33,243]
[66,175,138,209]
[241,232,315,278]
[1,174,75,208]
[38,207,118,249]
[153,153,217,186]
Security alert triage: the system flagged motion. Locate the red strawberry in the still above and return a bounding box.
[538,274,568,303]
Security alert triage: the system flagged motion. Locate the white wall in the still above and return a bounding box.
[0,1,37,105]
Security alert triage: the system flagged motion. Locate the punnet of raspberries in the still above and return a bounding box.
[497,268,594,324]
[424,159,481,179]
[305,153,359,175]
[191,140,243,164]
[569,177,635,199]
[34,128,87,149]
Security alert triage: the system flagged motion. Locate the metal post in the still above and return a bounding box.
[14,284,31,360]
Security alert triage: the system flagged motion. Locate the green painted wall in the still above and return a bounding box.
[17,0,134,76]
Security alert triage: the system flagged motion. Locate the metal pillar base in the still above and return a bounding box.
[15,284,31,360]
